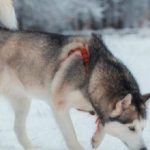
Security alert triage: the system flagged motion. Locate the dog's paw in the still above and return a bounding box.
[69,144,84,150]
[24,144,40,150]
[91,136,99,149]
[26,146,40,150]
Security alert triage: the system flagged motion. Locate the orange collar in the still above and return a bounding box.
[68,47,89,72]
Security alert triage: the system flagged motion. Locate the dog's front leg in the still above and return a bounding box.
[91,119,105,149]
[52,109,83,150]
[49,95,84,150]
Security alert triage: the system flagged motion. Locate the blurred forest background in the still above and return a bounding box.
[13,0,150,33]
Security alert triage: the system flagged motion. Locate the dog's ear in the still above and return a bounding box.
[110,94,132,118]
[89,34,112,70]
[141,93,150,103]
[89,34,102,54]
[88,34,102,70]
[90,34,108,53]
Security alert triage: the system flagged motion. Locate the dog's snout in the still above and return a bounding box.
[140,147,147,150]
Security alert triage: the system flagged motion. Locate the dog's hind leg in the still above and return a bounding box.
[9,96,33,150]
[0,67,34,149]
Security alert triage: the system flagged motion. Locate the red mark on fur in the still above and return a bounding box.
[96,117,101,132]
[68,47,89,72]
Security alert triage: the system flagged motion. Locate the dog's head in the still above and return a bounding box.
[104,93,150,150]
[88,34,150,150]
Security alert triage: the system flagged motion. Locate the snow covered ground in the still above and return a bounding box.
[0,30,150,150]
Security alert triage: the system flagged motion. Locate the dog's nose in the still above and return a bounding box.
[140,147,147,150]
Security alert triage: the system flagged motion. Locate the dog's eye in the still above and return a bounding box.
[128,126,136,132]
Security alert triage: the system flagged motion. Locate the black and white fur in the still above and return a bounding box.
[0,1,150,150]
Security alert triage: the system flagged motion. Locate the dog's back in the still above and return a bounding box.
[0,30,68,98]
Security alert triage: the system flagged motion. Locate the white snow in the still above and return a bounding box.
[0,30,150,150]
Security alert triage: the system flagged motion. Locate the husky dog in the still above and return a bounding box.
[0,0,150,150]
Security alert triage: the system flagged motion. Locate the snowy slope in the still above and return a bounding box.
[0,30,150,150]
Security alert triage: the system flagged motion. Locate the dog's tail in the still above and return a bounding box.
[0,0,18,30]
